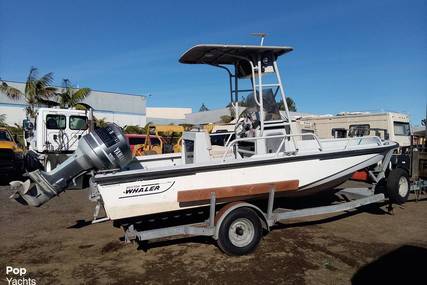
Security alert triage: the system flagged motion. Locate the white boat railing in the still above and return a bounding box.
[342,136,383,149]
[221,134,385,162]
[221,133,324,162]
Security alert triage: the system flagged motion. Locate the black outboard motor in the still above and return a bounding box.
[10,123,132,207]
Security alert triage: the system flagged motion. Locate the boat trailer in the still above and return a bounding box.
[116,148,393,255]
[123,186,386,255]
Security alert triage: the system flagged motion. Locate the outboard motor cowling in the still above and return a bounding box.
[10,123,132,207]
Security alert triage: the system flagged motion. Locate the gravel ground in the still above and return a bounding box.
[0,181,426,285]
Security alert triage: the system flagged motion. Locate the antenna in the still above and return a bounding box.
[251,33,267,46]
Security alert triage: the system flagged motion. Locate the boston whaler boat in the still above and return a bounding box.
[11,42,406,255]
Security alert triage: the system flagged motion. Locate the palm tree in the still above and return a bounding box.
[278,97,297,112]
[57,79,91,109]
[0,114,6,127]
[0,67,56,117]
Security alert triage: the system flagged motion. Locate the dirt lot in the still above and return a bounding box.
[0,182,426,285]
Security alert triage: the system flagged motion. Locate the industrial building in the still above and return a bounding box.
[0,81,194,127]
[0,81,147,127]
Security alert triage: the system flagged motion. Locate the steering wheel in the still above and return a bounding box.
[234,119,245,136]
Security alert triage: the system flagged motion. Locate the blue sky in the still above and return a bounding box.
[0,0,426,124]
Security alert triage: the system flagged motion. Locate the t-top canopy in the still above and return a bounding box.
[179,44,293,65]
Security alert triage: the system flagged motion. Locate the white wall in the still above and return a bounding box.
[94,111,146,127]
[146,107,192,120]
[0,104,27,125]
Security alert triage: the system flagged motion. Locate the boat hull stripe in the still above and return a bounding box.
[177,180,299,203]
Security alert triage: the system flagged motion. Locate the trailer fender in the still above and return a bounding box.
[213,201,268,240]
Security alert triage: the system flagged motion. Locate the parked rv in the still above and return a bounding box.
[300,112,410,151]
[327,112,427,201]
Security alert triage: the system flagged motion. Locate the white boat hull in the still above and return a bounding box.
[97,151,385,220]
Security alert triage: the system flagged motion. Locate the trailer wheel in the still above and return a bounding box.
[217,207,262,256]
[386,168,410,204]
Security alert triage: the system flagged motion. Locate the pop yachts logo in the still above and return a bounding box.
[119,181,175,198]
[5,266,36,285]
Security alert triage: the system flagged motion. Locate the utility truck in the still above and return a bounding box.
[23,107,92,172]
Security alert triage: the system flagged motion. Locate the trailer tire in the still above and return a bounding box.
[217,207,262,256]
[386,168,410,204]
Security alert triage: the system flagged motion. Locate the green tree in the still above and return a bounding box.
[57,79,91,109]
[124,125,146,134]
[0,67,57,117]
[278,97,297,112]
[94,117,109,128]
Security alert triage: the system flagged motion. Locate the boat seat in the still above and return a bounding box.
[209,145,233,159]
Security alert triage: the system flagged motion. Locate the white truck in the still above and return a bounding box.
[23,107,92,172]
